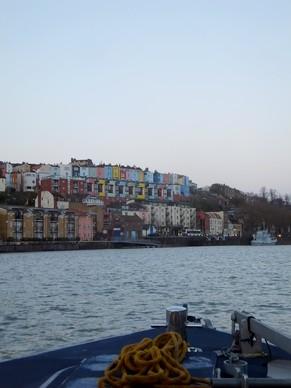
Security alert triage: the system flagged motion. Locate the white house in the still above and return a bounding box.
[206,212,224,236]
[22,172,37,192]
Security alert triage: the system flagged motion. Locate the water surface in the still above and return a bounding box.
[0,245,290,360]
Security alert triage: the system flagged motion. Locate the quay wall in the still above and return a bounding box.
[0,236,290,253]
[0,237,244,253]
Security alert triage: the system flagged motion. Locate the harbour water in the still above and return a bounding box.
[0,245,291,361]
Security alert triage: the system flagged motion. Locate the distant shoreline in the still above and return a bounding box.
[0,237,243,253]
[0,237,290,254]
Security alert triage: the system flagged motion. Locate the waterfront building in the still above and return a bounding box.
[77,213,95,241]
[107,213,143,241]
[69,202,104,235]
[196,211,209,235]
[180,207,196,229]
[0,177,5,192]
[166,205,181,227]
[205,212,224,236]
[146,204,167,228]
[0,201,104,243]
[145,203,196,234]
[121,206,151,226]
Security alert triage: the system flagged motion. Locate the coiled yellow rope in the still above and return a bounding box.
[98,331,211,387]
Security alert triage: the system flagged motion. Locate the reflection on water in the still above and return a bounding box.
[0,245,291,360]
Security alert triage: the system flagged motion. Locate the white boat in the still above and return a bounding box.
[251,229,277,246]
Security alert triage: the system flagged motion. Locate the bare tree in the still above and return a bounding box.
[269,188,277,202]
[260,186,268,200]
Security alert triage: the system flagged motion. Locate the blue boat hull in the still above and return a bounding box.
[0,325,290,388]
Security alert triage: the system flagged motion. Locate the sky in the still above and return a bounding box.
[1,1,291,195]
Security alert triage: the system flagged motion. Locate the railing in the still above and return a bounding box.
[231,310,291,355]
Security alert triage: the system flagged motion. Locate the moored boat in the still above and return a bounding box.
[251,230,277,246]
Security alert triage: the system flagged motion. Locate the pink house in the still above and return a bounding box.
[78,214,94,241]
[96,166,105,179]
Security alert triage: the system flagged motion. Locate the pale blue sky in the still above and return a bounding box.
[1,1,291,194]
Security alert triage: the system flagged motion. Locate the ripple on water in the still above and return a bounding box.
[0,246,291,361]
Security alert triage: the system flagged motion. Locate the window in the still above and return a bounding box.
[119,186,124,195]
[136,187,143,195]
[128,186,134,195]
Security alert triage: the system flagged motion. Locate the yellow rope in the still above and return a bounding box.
[98,332,211,387]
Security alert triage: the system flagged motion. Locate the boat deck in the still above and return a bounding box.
[1,325,291,387]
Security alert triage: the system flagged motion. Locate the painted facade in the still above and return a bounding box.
[78,214,94,241]
[3,160,194,203]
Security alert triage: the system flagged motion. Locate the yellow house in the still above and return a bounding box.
[112,165,120,180]
[138,169,144,182]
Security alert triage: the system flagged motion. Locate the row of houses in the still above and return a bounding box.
[0,160,197,203]
[0,205,104,242]
[0,196,242,242]
[39,177,191,202]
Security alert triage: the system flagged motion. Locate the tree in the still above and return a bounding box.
[269,188,277,202]
[259,186,268,201]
